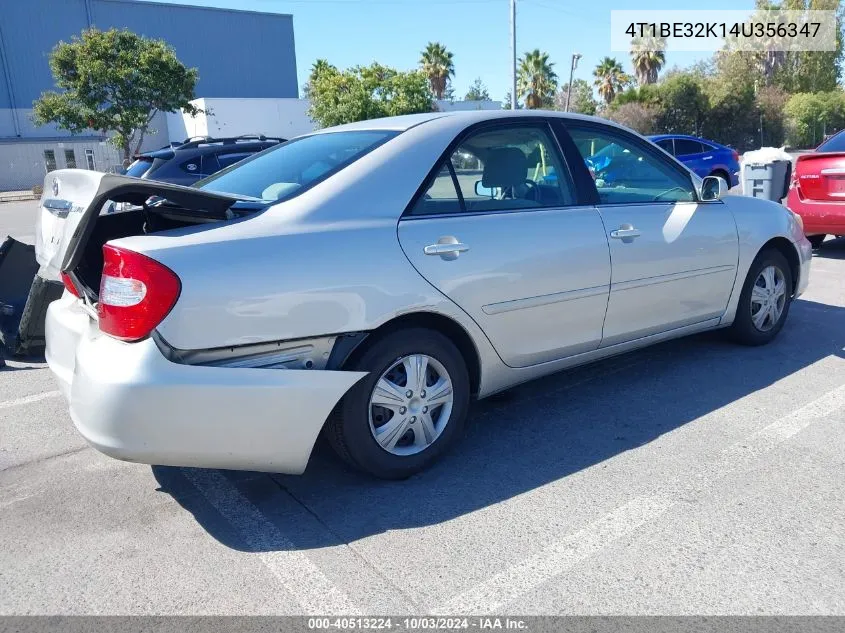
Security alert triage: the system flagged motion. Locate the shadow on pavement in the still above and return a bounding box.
[814,236,845,260]
[153,296,845,552]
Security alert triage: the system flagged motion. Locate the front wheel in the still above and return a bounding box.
[325,328,470,479]
[729,249,793,346]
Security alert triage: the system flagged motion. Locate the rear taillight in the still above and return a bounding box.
[98,245,181,341]
[790,165,799,190]
[60,272,80,298]
[732,150,739,163]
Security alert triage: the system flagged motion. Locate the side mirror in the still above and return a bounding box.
[701,175,727,201]
[475,180,499,198]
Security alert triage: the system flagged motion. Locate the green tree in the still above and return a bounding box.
[657,73,708,135]
[784,91,845,147]
[32,28,202,160]
[517,49,558,109]
[419,42,455,100]
[593,57,631,105]
[302,58,338,98]
[701,77,757,150]
[630,36,666,86]
[307,62,433,128]
[555,78,598,115]
[464,78,491,101]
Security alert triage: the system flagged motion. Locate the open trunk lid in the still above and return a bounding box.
[35,169,249,283]
[794,152,845,202]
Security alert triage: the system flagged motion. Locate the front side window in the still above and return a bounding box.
[197,130,396,202]
[655,138,674,154]
[412,124,574,216]
[568,126,697,204]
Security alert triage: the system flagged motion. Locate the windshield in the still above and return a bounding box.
[817,130,845,152]
[196,130,397,201]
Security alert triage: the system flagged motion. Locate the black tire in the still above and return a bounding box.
[729,248,793,346]
[710,169,730,185]
[325,328,470,479]
[807,234,826,249]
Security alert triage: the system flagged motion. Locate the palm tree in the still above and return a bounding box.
[630,36,666,86]
[419,42,454,100]
[517,49,558,109]
[593,57,631,105]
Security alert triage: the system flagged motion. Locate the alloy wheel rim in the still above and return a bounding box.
[368,354,454,456]
[750,265,786,333]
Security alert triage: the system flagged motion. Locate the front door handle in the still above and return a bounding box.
[424,236,469,261]
[610,226,641,240]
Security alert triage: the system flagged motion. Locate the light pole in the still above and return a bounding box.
[510,0,517,110]
[565,53,581,112]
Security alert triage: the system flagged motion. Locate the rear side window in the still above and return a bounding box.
[674,139,705,155]
[197,130,396,201]
[817,130,845,152]
[411,124,574,216]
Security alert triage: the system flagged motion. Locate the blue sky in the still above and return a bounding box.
[143,0,755,101]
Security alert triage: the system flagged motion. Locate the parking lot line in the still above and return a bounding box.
[438,493,675,614]
[440,380,845,614]
[0,390,61,410]
[182,468,361,615]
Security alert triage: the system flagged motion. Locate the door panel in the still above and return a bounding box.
[563,123,739,346]
[598,201,738,346]
[399,208,611,367]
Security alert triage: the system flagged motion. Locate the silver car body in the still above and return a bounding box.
[41,110,812,473]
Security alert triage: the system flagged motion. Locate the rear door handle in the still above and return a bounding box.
[610,227,641,240]
[424,237,469,260]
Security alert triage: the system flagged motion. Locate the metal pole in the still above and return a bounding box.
[510,0,517,110]
[565,54,580,112]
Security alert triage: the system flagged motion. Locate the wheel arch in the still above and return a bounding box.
[759,236,800,295]
[329,311,482,397]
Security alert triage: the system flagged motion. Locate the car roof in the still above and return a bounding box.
[648,133,722,146]
[318,109,622,133]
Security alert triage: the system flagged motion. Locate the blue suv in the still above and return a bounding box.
[648,134,740,188]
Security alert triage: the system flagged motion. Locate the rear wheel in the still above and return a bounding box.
[325,328,470,479]
[729,249,793,346]
[710,169,730,185]
[807,234,826,249]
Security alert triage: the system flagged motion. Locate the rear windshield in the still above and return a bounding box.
[817,130,845,152]
[125,158,153,178]
[196,130,397,201]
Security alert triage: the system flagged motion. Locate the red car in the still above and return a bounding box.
[787,131,845,247]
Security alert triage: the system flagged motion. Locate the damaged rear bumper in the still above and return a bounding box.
[46,297,367,474]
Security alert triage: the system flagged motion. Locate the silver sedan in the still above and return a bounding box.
[38,110,812,479]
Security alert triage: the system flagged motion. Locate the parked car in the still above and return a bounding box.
[37,111,810,480]
[649,134,740,188]
[125,135,286,186]
[786,130,845,247]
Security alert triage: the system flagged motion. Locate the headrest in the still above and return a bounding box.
[482,147,528,188]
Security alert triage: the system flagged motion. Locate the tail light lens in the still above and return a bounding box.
[60,272,80,298]
[732,150,739,163]
[98,245,181,341]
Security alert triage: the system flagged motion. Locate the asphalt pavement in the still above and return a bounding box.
[1,200,844,615]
